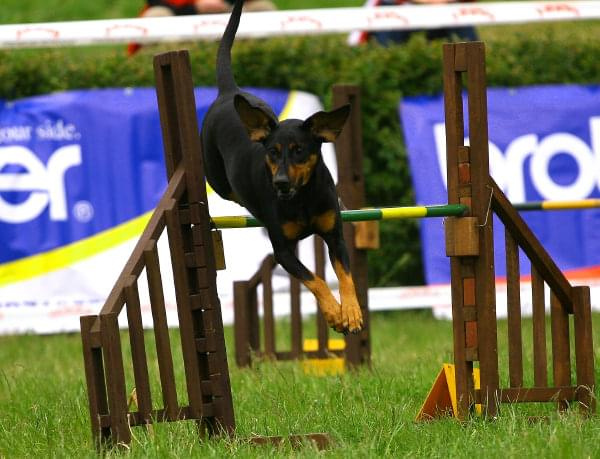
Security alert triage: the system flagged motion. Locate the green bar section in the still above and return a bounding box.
[338,209,383,222]
[513,202,543,211]
[212,204,468,229]
[424,204,468,217]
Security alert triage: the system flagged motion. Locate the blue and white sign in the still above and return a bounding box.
[0,87,335,334]
[401,84,600,285]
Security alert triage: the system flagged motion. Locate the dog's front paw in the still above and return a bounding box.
[341,296,363,334]
[319,299,345,333]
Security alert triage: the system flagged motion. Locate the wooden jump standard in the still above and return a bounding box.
[430,41,596,419]
[79,50,328,449]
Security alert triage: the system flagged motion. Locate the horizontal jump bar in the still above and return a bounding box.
[211,204,467,229]
[211,198,600,229]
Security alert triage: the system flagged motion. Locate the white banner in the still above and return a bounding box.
[1,2,598,49]
[431,276,600,319]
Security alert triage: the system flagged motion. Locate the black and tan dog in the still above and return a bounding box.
[201,0,362,334]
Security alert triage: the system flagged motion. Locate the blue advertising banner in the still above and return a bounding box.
[0,87,336,334]
[0,87,288,267]
[401,84,600,285]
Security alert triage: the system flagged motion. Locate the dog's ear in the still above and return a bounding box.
[302,104,351,143]
[234,94,278,142]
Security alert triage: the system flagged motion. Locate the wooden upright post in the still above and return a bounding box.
[154,50,235,435]
[443,42,499,419]
[333,84,371,367]
[423,41,594,422]
[81,49,332,449]
[573,286,596,413]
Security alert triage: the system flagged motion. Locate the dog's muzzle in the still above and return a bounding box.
[273,170,296,200]
[276,188,296,200]
[274,182,297,200]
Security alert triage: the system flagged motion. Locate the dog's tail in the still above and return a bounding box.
[216,0,244,94]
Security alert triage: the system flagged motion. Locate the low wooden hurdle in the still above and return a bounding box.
[233,251,345,369]
[423,41,595,419]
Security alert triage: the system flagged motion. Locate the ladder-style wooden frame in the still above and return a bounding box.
[443,42,595,419]
[80,50,234,446]
[80,51,330,450]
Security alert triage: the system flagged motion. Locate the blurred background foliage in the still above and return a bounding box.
[3,1,600,286]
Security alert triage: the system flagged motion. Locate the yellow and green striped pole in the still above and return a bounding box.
[514,198,600,211]
[211,204,468,229]
[210,199,600,229]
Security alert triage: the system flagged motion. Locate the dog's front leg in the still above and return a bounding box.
[322,233,363,334]
[273,245,348,333]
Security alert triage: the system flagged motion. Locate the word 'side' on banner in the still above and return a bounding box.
[0,87,334,334]
[400,84,600,286]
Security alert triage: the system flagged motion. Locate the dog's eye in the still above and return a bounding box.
[268,148,279,157]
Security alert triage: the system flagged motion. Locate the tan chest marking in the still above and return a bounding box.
[282,221,305,240]
[312,210,336,234]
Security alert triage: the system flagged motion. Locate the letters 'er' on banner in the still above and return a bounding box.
[0,87,335,334]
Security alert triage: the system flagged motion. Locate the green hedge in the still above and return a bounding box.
[2,32,600,286]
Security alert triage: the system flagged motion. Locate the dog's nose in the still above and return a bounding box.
[273,170,290,192]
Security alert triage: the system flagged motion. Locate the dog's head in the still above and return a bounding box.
[234,94,350,200]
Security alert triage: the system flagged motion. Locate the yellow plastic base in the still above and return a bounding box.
[415,363,481,421]
[302,339,345,376]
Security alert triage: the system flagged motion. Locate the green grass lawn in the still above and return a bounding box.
[2,2,600,456]
[1,310,599,457]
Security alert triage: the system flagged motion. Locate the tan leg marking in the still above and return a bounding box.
[303,276,345,333]
[333,260,363,333]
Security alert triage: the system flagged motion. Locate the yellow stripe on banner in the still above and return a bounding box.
[542,199,600,210]
[279,90,298,121]
[0,211,153,287]
[381,207,428,219]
